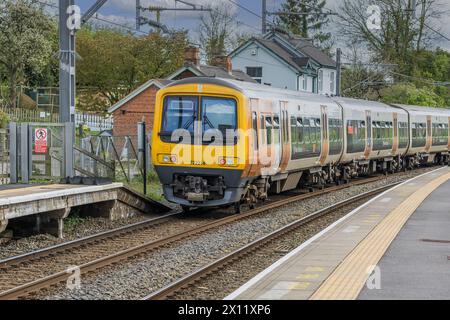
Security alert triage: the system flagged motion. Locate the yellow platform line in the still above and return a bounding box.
[310,171,450,300]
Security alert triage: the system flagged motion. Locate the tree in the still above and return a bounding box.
[380,83,445,107]
[76,28,187,113]
[0,0,54,108]
[276,0,332,48]
[338,0,442,72]
[199,4,237,64]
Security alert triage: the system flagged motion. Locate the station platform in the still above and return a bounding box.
[0,183,170,238]
[226,166,450,300]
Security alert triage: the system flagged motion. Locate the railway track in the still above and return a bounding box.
[0,171,421,300]
[143,183,396,300]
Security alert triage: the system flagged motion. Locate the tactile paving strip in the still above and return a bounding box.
[310,171,450,300]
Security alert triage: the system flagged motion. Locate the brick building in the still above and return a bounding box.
[107,47,256,139]
[108,79,172,139]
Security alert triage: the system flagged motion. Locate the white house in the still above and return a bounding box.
[229,31,337,95]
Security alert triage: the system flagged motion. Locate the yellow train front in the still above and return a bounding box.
[151,78,252,210]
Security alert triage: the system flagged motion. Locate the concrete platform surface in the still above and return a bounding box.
[359,179,450,300]
[0,182,170,238]
[0,183,123,206]
[226,167,450,300]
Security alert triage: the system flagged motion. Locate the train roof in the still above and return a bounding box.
[392,104,450,117]
[166,77,336,104]
[165,78,450,117]
[331,96,404,114]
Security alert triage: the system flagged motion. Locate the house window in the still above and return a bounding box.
[302,76,307,91]
[330,71,335,93]
[318,70,323,92]
[246,67,262,77]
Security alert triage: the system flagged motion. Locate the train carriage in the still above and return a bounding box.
[151,77,450,211]
[332,97,409,176]
[393,104,450,165]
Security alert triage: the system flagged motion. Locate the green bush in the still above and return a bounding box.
[0,110,9,128]
[380,84,446,107]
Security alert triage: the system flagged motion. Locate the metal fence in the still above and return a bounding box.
[4,122,153,196]
[76,135,144,182]
[0,107,59,123]
[0,129,9,184]
[7,123,69,183]
[0,107,113,131]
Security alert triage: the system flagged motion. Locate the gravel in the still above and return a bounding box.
[30,166,438,300]
[0,215,152,260]
[173,198,371,300]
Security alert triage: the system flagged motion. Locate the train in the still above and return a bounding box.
[151,77,450,212]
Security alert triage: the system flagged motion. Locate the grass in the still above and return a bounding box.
[64,215,86,233]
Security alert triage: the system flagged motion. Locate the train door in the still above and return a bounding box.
[364,110,372,159]
[279,101,290,172]
[392,113,398,154]
[319,105,329,165]
[426,116,432,152]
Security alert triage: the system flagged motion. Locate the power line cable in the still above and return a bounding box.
[226,0,262,19]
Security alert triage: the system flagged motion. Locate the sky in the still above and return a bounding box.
[42,0,450,55]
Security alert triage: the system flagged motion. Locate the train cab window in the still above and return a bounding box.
[202,97,237,136]
[161,96,198,139]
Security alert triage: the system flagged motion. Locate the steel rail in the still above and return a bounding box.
[0,211,181,268]
[0,173,412,299]
[143,183,398,300]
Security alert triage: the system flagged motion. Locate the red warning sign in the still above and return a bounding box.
[35,128,48,154]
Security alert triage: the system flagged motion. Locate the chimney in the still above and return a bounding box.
[184,46,200,67]
[211,55,233,75]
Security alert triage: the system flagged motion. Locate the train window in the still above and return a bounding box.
[265,116,272,145]
[329,118,343,156]
[161,96,198,136]
[315,119,321,127]
[252,112,258,150]
[398,121,409,149]
[260,115,266,145]
[273,117,280,127]
[202,97,237,136]
[297,117,303,126]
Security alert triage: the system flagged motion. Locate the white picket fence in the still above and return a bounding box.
[75,113,113,132]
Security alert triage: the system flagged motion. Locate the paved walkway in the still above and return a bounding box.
[359,179,450,300]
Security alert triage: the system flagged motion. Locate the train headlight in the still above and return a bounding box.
[160,154,177,164]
